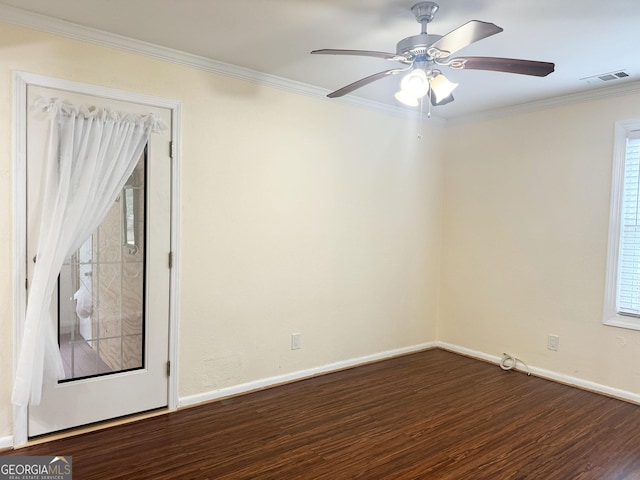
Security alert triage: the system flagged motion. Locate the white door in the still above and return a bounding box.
[25,85,173,437]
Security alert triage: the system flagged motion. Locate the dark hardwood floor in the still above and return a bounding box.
[5,348,640,479]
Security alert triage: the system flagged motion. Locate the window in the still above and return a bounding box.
[604,119,640,329]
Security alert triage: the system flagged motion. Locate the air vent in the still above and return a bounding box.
[581,70,630,85]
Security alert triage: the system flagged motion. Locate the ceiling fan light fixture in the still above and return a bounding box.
[394,89,420,106]
[400,69,430,98]
[429,74,459,103]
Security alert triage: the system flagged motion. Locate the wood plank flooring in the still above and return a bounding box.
[5,348,640,479]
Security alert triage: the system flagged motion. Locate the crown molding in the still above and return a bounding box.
[10,3,635,128]
[447,80,640,127]
[0,4,449,125]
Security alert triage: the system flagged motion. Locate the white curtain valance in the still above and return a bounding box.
[35,97,166,128]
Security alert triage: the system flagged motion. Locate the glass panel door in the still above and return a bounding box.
[58,153,146,381]
[26,83,171,438]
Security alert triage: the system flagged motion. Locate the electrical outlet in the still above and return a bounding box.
[291,333,301,350]
[547,334,559,351]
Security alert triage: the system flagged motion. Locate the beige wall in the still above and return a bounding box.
[5,17,640,445]
[0,23,444,438]
[440,94,640,393]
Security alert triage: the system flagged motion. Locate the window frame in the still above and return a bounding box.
[603,118,640,330]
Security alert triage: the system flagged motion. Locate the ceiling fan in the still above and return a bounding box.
[311,1,555,107]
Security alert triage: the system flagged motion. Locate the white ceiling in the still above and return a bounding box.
[1,0,639,119]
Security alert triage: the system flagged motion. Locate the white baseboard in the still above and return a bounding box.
[5,341,636,449]
[178,341,438,408]
[0,435,14,450]
[437,341,640,405]
[180,340,640,408]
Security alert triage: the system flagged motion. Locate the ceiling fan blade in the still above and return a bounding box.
[429,20,503,57]
[451,57,555,76]
[327,68,407,98]
[311,49,407,62]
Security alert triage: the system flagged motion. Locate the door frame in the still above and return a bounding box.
[12,71,182,446]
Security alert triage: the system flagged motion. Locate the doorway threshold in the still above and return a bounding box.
[18,407,173,449]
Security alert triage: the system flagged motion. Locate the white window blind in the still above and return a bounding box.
[604,121,640,330]
[618,134,640,315]
[603,119,640,330]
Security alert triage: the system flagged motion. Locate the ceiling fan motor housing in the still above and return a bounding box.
[396,34,442,58]
[400,2,442,59]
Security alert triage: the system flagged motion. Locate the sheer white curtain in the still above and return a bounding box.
[12,98,165,407]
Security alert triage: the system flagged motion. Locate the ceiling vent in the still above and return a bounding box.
[581,70,630,85]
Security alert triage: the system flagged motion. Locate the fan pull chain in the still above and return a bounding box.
[417,87,432,140]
